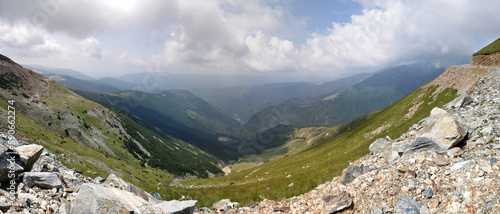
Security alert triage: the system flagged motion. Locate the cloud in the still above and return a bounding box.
[245,31,298,72]
[0,19,67,57]
[80,37,103,59]
[1,0,500,78]
[298,0,500,76]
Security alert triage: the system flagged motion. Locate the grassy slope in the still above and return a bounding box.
[473,38,500,56]
[169,83,457,207]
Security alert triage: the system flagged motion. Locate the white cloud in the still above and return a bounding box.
[245,31,298,72]
[80,37,103,59]
[298,0,500,76]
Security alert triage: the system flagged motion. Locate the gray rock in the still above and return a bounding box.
[450,160,476,171]
[0,150,24,182]
[402,136,442,158]
[396,197,421,214]
[425,188,434,198]
[369,138,390,154]
[93,176,105,184]
[323,191,353,213]
[155,200,197,214]
[153,192,162,200]
[491,158,498,167]
[14,144,44,172]
[23,172,62,189]
[447,93,473,109]
[341,165,362,185]
[70,183,161,214]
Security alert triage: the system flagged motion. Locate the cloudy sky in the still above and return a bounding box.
[1,0,499,79]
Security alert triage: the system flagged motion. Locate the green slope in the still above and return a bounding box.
[0,54,221,199]
[169,81,457,207]
[473,38,500,56]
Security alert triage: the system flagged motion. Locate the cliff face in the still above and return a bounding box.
[471,51,500,66]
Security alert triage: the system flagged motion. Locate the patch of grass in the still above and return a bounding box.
[168,84,457,207]
[474,38,500,56]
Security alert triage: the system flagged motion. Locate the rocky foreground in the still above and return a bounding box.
[201,68,500,213]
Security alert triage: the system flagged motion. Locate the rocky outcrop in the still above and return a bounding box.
[471,51,500,66]
[0,134,198,214]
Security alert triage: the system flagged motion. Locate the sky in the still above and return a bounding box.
[1,0,499,79]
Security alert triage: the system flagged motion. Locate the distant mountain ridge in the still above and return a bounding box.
[245,62,447,128]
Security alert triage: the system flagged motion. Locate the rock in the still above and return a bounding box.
[104,173,159,203]
[323,191,353,213]
[23,172,62,189]
[0,201,13,213]
[212,199,231,211]
[222,166,232,175]
[396,197,421,214]
[446,93,473,109]
[450,160,475,171]
[71,183,162,214]
[93,176,105,184]
[0,150,24,182]
[153,192,162,200]
[155,200,197,214]
[418,107,468,149]
[490,158,498,166]
[402,136,442,157]
[432,156,449,166]
[408,180,416,191]
[425,188,434,198]
[369,138,390,154]
[341,165,362,185]
[14,144,44,172]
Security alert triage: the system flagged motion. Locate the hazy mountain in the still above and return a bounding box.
[46,74,122,93]
[24,64,95,81]
[191,73,370,122]
[246,62,447,128]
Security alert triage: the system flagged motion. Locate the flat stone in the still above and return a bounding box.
[323,191,353,213]
[23,172,62,189]
[450,160,476,171]
[155,200,197,214]
[433,156,450,166]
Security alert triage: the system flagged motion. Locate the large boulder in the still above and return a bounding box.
[70,183,163,214]
[14,144,44,172]
[155,200,197,214]
[413,108,467,150]
[104,174,159,203]
[23,172,62,189]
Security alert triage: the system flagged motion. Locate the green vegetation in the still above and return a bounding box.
[166,84,457,207]
[473,38,500,56]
